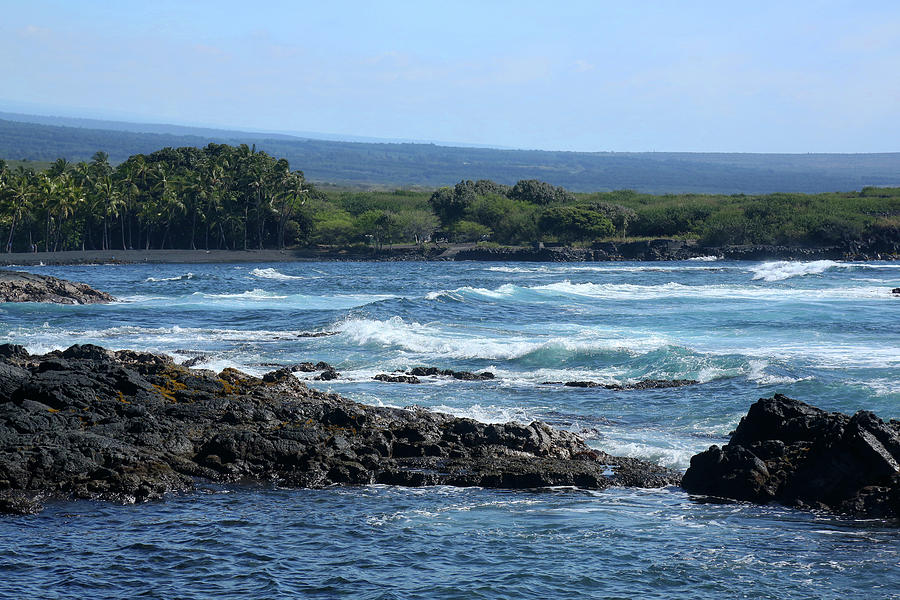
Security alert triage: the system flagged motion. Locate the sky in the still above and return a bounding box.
[1,0,899,153]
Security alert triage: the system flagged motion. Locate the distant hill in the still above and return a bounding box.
[1,115,899,194]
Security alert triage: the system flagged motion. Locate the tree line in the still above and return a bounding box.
[1,143,899,252]
[0,144,311,252]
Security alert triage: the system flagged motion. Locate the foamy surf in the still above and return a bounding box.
[250,267,304,280]
[426,280,891,303]
[334,316,673,361]
[749,260,839,282]
[145,272,194,282]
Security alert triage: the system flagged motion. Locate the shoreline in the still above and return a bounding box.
[0,242,895,266]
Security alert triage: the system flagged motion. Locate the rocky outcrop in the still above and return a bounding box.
[0,270,114,304]
[0,344,678,514]
[408,367,495,381]
[551,379,698,390]
[374,374,421,384]
[682,395,900,519]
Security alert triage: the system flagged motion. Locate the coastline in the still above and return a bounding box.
[0,240,895,266]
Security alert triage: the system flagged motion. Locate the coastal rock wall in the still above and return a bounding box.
[0,344,678,514]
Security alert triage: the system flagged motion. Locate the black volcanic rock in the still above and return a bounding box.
[0,270,114,304]
[407,367,495,380]
[682,394,900,519]
[374,374,421,384]
[561,379,698,390]
[0,344,678,513]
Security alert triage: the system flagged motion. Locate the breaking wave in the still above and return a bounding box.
[250,267,304,280]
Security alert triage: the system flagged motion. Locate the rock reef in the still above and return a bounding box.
[683,395,900,519]
[0,344,678,514]
[0,270,114,304]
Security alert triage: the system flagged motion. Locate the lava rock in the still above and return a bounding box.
[682,394,900,519]
[562,379,698,390]
[374,374,421,384]
[0,345,679,514]
[0,270,114,304]
[407,367,495,380]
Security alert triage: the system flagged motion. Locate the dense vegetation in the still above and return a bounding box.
[1,143,899,253]
[0,145,312,252]
[4,117,900,194]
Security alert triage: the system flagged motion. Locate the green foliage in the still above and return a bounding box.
[538,206,614,243]
[508,179,574,205]
[2,138,898,252]
[450,220,492,242]
[0,143,315,252]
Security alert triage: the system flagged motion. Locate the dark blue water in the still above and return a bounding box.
[1,259,898,598]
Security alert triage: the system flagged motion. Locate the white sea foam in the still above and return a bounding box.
[250,267,304,280]
[201,288,288,300]
[429,403,535,424]
[593,430,704,470]
[117,289,397,310]
[427,280,891,303]
[145,272,194,282]
[334,316,670,360]
[486,263,727,274]
[687,255,721,262]
[749,260,839,282]
[745,359,812,385]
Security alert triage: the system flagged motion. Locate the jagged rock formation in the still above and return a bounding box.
[682,395,900,519]
[0,270,114,304]
[0,344,678,514]
[559,379,698,390]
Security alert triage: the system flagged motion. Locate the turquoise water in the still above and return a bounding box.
[1,259,898,598]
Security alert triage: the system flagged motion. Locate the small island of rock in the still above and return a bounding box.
[0,270,114,304]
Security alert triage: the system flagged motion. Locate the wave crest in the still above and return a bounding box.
[250,267,304,280]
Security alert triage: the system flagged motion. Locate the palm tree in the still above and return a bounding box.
[4,168,35,252]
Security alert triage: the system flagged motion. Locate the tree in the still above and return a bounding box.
[538,206,614,244]
[397,209,438,245]
[590,202,637,240]
[3,169,35,252]
[509,179,574,205]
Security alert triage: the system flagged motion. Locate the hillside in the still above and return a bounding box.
[1,116,899,194]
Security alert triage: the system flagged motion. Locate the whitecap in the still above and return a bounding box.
[334,316,671,361]
[250,267,304,280]
[145,272,194,282]
[687,255,721,262]
[749,260,839,282]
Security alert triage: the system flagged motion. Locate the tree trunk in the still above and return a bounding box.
[6,213,18,252]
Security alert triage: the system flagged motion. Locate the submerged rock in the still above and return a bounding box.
[682,394,900,519]
[0,344,678,514]
[0,270,114,304]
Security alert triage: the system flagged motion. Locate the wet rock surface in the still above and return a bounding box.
[407,367,495,381]
[555,379,699,390]
[0,270,114,304]
[682,394,900,519]
[0,344,678,514]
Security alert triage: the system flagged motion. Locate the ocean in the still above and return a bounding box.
[1,259,898,598]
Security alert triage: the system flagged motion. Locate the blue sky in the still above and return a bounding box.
[1,0,898,152]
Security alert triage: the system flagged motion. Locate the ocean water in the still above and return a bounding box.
[1,259,898,599]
